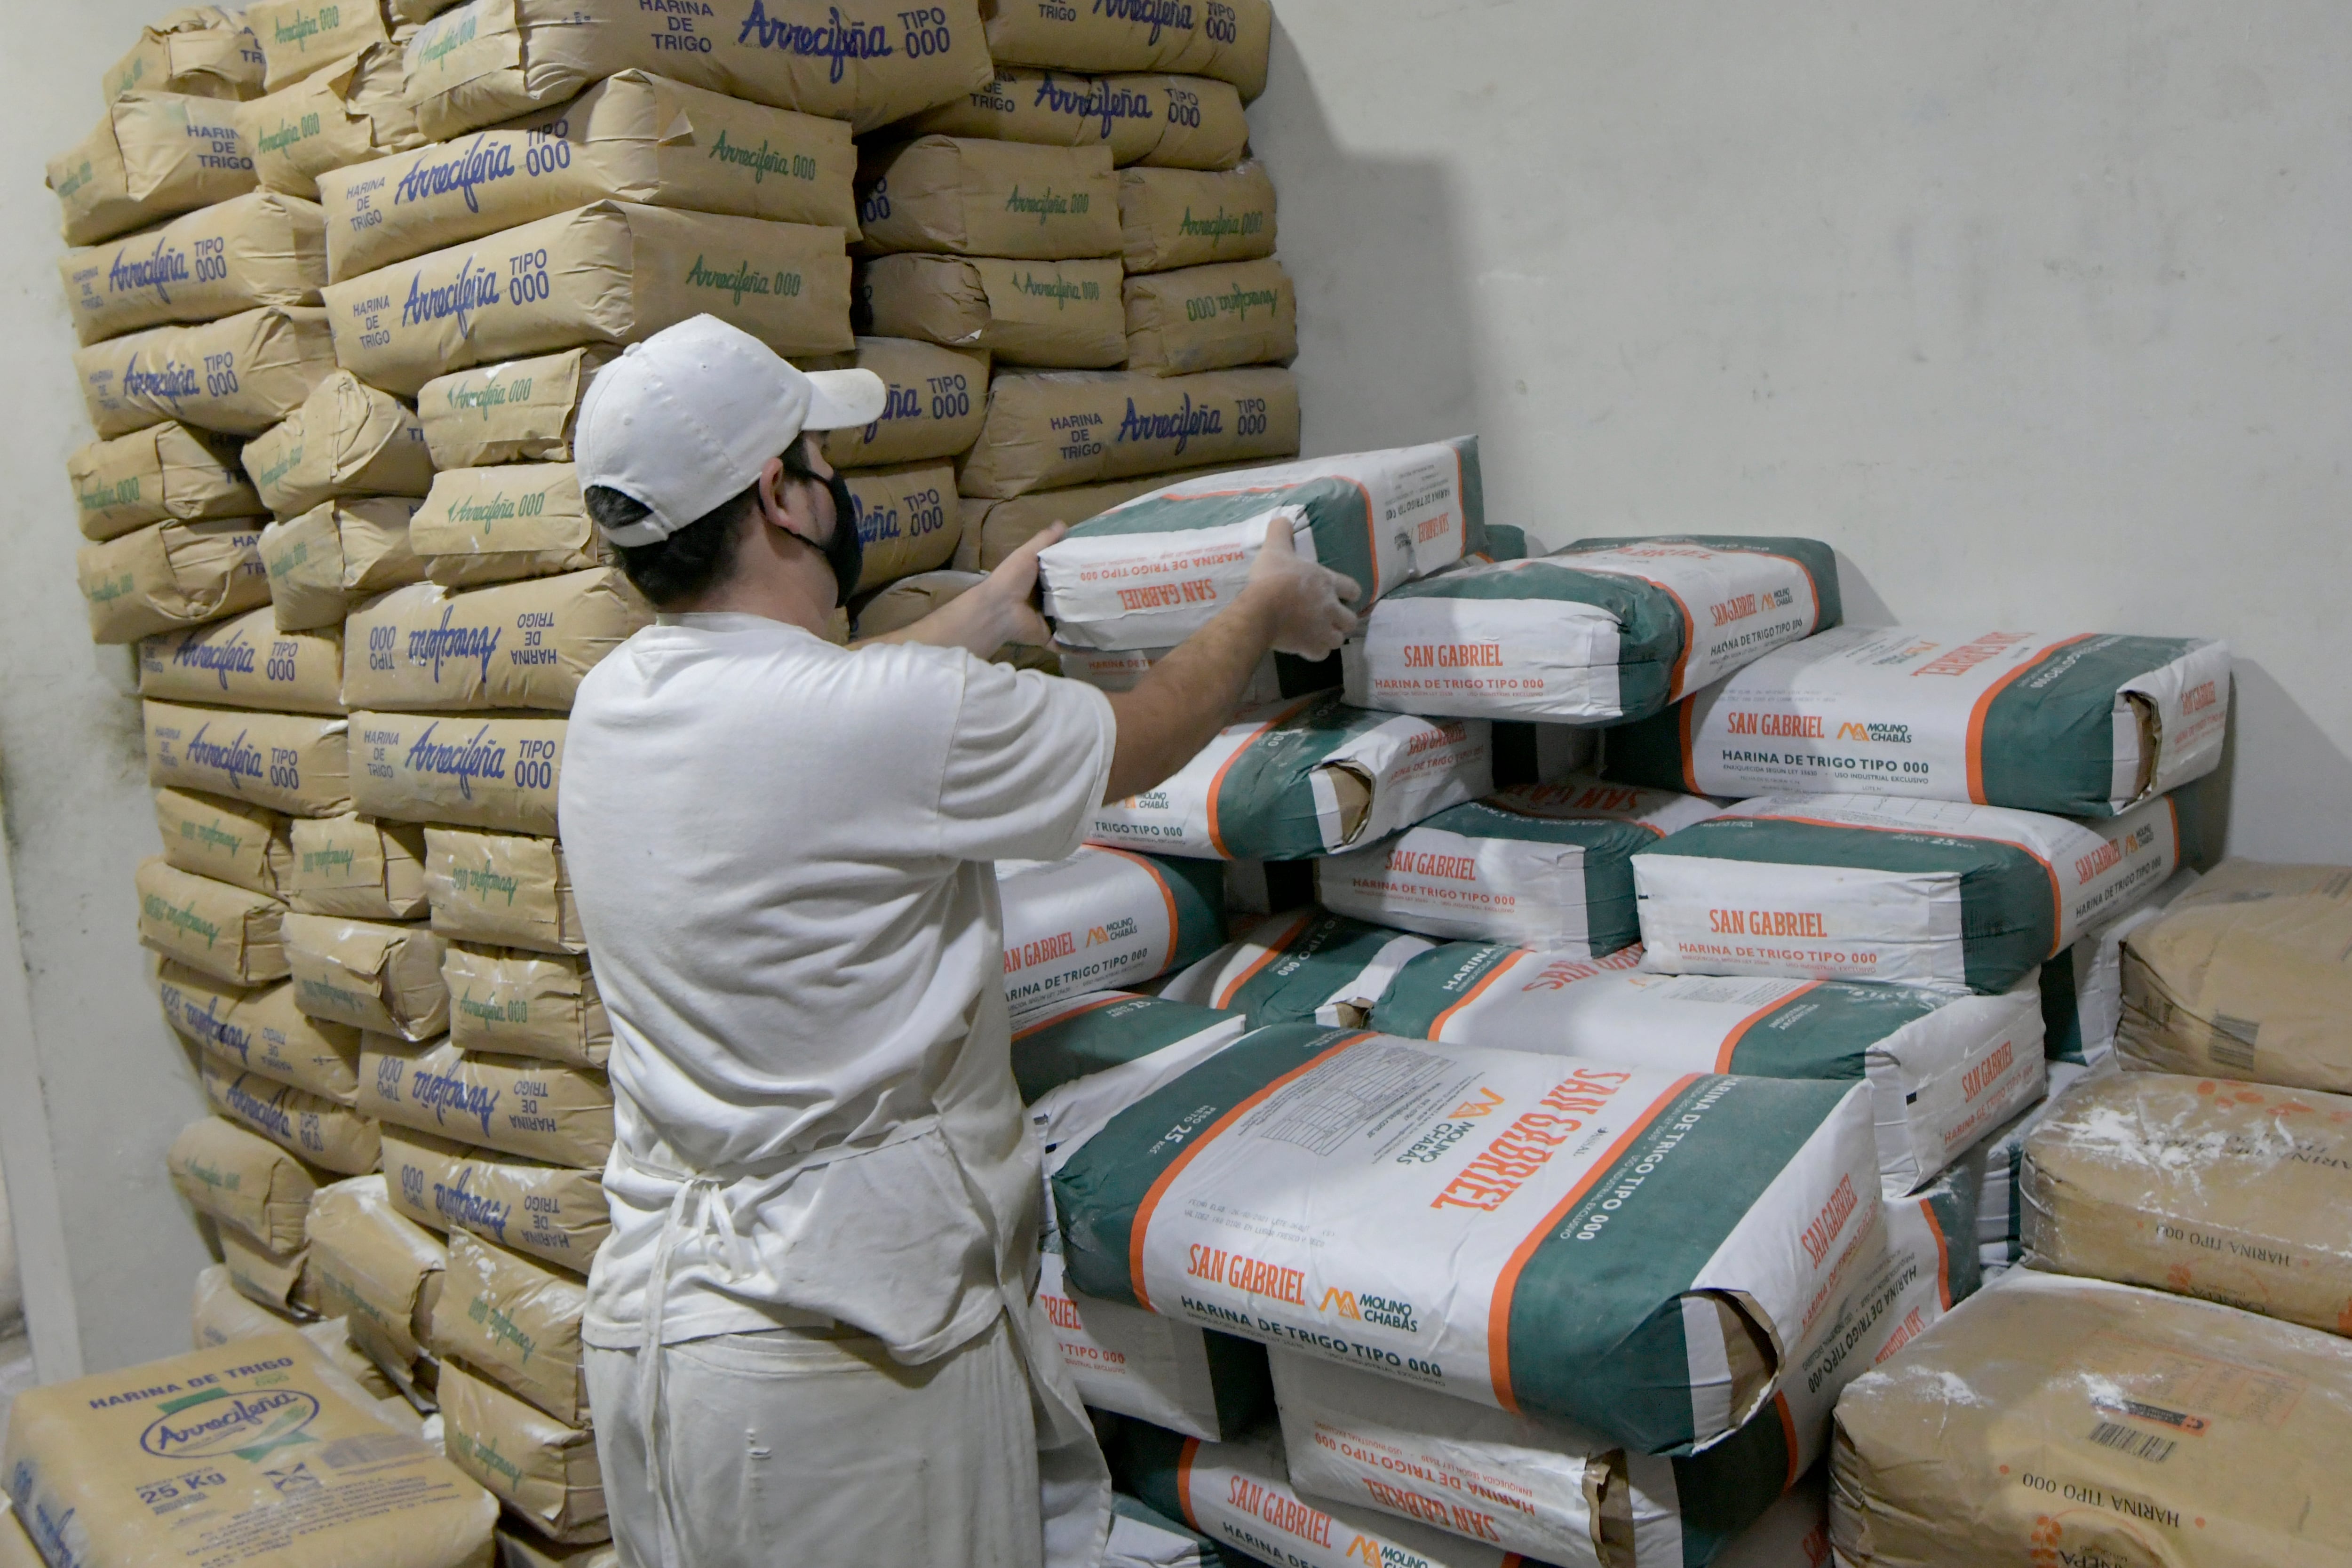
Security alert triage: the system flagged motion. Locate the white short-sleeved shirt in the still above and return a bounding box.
[558,613,1117,1355]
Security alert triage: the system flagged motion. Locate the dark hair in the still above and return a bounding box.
[587,439,826,609]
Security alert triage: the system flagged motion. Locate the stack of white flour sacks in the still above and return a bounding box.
[992,437,2236,1568]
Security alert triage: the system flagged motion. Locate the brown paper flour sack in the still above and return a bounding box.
[350,711,566,836]
[954,467,1224,570]
[2118,860,2352,1095]
[499,1533,617,1568]
[70,420,258,540]
[105,9,267,104]
[360,1037,615,1168]
[203,1055,383,1173]
[431,1230,589,1425]
[215,1219,317,1316]
[138,856,287,984]
[343,571,651,711]
[1831,1269,2352,1568]
[324,72,858,281]
[2023,1071,2352,1336]
[380,1126,611,1272]
[906,67,1249,169]
[842,463,961,589]
[242,369,436,517]
[154,786,295,896]
[957,365,1298,497]
[1120,159,1275,274]
[145,699,353,815]
[419,348,613,469]
[291,813,432,919]
[426,829,586,955]
[78,516,269,643]
[322,200,852,396]
[259,495,429,630]
[858,253,1125,366]
[238,38,426,199]
[308,1172,451,1376]
[1,1332,499,1568]
[246,0,397,90]
[403,0,992,139]
[440,1362,607,1544]
[284,911,451,1039]
[168,1114,322,1253]
[811,337,986,468]
[48,92,256,246]
[982,0,1273,100]
[411,463,605,586]
[1122,255,1293,375]
[75,304,336,438]
[139,606,348,713]
[858,136,1120,259]
[59,189,327,346]
[159,961,366,1103]
[444,946,609,1067]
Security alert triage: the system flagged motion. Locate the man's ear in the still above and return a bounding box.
[751,455,789,532]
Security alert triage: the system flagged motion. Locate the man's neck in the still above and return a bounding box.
[668,542,839,635]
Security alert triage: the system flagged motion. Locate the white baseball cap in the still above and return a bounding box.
[575,315,888,546]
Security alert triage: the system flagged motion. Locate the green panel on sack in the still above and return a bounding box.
[2037,944,2088,1064]
[1638,815,2058,993]
[1220,910,1407,1026]
[1501,1073,1851,1455]
[1976,635,2201,817]
[1366,942,1523,1039]
[1150,851,1231,970]
[1669,1404,1800,1565]
[1011,993,1242,1105]
[1070,476,1381,598]
[1209,693,1393,860]
[1597,705,1694,789]
[1416,796,1661,956]
[1722,982,1944,1080]
[1564,535,1844,631]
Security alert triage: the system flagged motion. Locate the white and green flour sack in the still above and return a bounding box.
[1158,908,1436,1028]
[1052,1020,1883,1455]
[998,846,1226,1022]
[1263,1180,1975,1568]
[1341,536,1841,724]
[1631,793,2184,994]
[1315,777,1724,953]
[1017,991,1268,1440]
[1969,1059,2101,1277]
[1090,693,1493,861]
[1601,627,2231,819]
[1367,943,2044,1194]
[1102,1494,1233,1568]
[2035,865,2198,1070]
[1038,439,1482,651]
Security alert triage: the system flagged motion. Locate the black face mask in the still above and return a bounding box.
[784,470,864,608]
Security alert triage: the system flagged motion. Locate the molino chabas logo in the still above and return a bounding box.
[140,1385,321,1459]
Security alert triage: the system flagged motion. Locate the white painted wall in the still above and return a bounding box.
[1253,0,2349,860]
[0,1,2345,1370]
[0,0,216,1377]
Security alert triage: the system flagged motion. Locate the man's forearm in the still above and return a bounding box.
[1099,591,1281,803]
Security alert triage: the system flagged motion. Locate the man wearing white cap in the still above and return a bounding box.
[557,317,1359,1568]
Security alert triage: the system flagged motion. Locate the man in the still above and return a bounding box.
[559,317,1360,1568]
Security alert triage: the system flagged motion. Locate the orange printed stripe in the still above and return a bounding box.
[1205,694,1319,858]
[1097,845,1184,971]
[1212,908,1317,1010]
[1772,1391,1802,1489]
[1428,949,1535,1038]
[1011,991,1129,1043]
[1713,983,1819,1073]
[1128,1032,1371,1312]
[1175,1437,1201,1531]
[1920,1199,1955,1311]
[1678,693,1701,796]
[1963,635,2094,805]
[1486,1074,1703,1411]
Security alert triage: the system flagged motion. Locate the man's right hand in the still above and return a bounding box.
[1239,517,1362,658]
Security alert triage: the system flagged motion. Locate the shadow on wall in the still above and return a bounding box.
[1252,18,1480,458]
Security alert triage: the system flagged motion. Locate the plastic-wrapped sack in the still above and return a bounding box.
[1316,777,1722,952]
[1370,943,2045,1195]
[1631,793,2183,994]
[1603,627,2231,819]
[2021,1070,2352,1337]
[1342,536,1838,724]
[1038,439,1480,651]
[1,1333,496,1568]
[2116,859,2352,1095]
[1830,1269,2352,1568]
[1054,1021,1881,1455]
[1158,908,1435,1028]
[1091,693,1492,861]
[999,847,1225,1022]
[1268,1182,1972,1567]
[1018,991,1270,1441]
